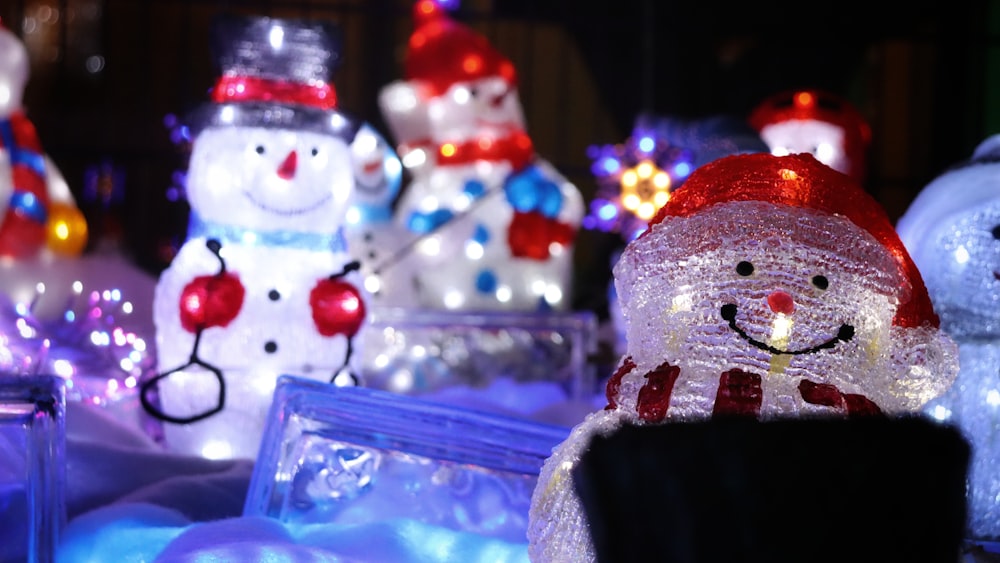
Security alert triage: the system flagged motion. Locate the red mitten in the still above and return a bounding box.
[713,369,763,418]
[310,278,366,337]
[799,379,883,417]
[507,211,575,260]
[178,272,245,332]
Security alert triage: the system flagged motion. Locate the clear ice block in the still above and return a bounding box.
[0,374,66,563]
[358,307,598,418]
[245,375,570,544]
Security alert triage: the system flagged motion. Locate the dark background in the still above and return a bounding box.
[2,0,997,318]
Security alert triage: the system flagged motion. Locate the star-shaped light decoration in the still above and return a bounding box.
[583,126,694,242]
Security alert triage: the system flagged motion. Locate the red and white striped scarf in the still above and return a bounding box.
[0,110,50,257]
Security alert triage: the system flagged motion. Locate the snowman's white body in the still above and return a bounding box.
[377,76,583,311]
[896,137,1000,541]
[153,123,383,460]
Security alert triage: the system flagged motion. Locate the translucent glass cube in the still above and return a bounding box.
[358,307,599,420]
[245,375,570,544]
[0,374,66,563]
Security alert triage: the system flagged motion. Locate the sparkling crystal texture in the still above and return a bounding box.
[528,153,959,562]
[0,375,65,563]
[245,375,569,544]
[897,133,1000,541]
[358,307,597,422]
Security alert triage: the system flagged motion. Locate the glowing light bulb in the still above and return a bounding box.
[770,315,793,345]
[402,148,427,169]
[954,246,970,264]
[621,170,638,188]
[268,25,284,50]
[443,289,465,309]
[202,441,233,460]
[636,202,655,220]
[496,285,512,303]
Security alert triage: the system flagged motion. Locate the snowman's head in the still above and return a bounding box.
[186,118,356,234]
[897,134,1000,339]
[181,15,402,236]
[750,90,871,184]
[612,152,954,413]
[378,0,525,149]
[0,23,29,117]
[420,75,525,146]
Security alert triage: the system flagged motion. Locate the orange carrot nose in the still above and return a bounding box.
[277,150,297,180]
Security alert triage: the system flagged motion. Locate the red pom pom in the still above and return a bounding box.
[310,278,366,337]
[507,211,575,260]
[178,272,245,332]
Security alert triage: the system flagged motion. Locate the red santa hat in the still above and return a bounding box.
[404,0,517,96]
[647,152,938,329]
[748,89,872,184]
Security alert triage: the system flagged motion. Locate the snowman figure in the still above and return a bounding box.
[749,89,871,185]
[142,16,394,460]
[342,123,405,274]
[0,21,87,259]
[897,134,1000,542]
[528,153,958,562]
[374,0,584,311]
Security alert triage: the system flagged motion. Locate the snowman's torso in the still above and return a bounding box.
[391,158,582,311]
[924,340,1000,540]
[153,237,364,459]
[155,238,362,373]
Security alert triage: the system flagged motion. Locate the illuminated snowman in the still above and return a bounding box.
[142,16,393,460]
[342,122,404,270]
[0,21,88,285]
[528,153,958,562]
[897,134,1000,542]
[749,89,871,185]
[375,0,583,311]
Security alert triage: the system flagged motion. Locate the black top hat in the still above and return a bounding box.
[185,13,359,140]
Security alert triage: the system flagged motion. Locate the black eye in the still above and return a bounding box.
[255,145,265,155]
[469,87,479,98]
[736,261,754,276]
[812,275,829,290]
[311,147,319,157]
[991,225,1000,239]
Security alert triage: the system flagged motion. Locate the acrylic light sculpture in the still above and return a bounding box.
[896,133,1000,543]
[245,375,570,554]
[374,0,584,312]
[144,15,396,461]
[0,374,65,563]
[0,21,88,261]
[527,152,959,562]
[358,307,599,426]
[749,89,871,185]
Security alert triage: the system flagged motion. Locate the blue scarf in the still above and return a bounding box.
[186,212,347,253]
